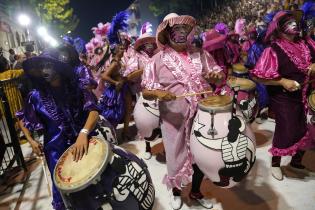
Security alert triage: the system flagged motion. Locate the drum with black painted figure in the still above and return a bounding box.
[190,95,256,188]
[226,77,258,122]
[134,93,161,141]
[54,136,155,210]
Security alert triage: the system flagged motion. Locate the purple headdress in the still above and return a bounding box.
[301,2,315,21]
[215,22,229,35]
[107,10,130,46]
[63,36,87,54]
[63,36,74,46]
[263,11,278,25]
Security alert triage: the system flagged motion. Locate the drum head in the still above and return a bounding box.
[227,77,256,91]
[199,95,232,112]
[232,63,248,74]
[54,137,111,193]
[308,91,315,111]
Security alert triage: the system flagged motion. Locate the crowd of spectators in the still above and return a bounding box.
[198,0,305,32]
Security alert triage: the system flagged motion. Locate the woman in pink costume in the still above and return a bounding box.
[142,13,224,210]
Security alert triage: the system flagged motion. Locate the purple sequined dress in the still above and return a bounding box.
[16,83,99,210]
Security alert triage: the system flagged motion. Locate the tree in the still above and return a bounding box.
[148,0,211,19]
[29,0,79,34]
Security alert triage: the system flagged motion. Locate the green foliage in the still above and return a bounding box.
[149,0,213,19]
[29,0,79,34]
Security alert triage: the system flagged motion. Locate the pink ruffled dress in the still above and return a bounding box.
[143,46,222,189]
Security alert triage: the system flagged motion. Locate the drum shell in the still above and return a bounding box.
[225,85,258,122]
[134,94,160,140]
[190,108,256,188]
[56,145,155,210]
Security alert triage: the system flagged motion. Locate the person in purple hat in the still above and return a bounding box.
[252,11,315,181]
[16,47,101,210]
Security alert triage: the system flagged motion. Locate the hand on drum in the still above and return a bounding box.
[281,78,300,92]
[205,71,224,84]
[155,90,176,101]
[72,133,89,162]
[29,139,43,157]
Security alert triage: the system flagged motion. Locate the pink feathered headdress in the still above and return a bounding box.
[85,36,109,67]
[134,22,156,51]
[92,22,111,37]
[235,18,246,36]
[203,29,227,52]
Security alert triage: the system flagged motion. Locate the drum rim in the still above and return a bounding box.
[232,69,249,74]
[199,101,233,112]
[226,78,256,91]
[53,136,112,193]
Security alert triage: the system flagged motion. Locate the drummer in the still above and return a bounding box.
[252,11,315,180]
[133,22,160,159]
[16,47,100,210]
[142,13,224,209]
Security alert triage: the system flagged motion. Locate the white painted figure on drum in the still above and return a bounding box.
[133,22,161,160]
[111,152,155,209]
[193,115,255,187]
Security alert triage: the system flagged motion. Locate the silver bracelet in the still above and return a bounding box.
[80,128,89,135]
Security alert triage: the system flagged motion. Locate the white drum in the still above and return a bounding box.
[134,94,161,141]
[190,95,256,188]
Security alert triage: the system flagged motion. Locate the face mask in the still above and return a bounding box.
[142,43,157,57]
[41,62,58,83]
[169,24,191,44]
[282,19,300,35]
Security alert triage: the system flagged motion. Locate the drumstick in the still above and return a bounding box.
[176,90,213,99]
[39,156,52,197]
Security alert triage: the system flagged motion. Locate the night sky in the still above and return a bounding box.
[70,0,134,41]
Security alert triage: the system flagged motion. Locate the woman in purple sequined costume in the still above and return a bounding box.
[16,47,100,209]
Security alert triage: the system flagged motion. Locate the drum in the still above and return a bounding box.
[308,91,315,112]
[226,77,258,122]
[54,137,155,210]
[190,95,256,188]
[94,115,118,145]
[232,63,248,78]
[308,91,315,124]
[134,94,161,141]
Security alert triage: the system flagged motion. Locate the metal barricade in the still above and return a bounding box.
[0,76,27,177]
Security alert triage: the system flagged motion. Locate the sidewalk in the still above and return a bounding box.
[0,120,314,210]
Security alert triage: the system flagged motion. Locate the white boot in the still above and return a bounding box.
[143,151,152,160]
[170,194,182,210]
[195,197,213,209]
[271,167,283,180]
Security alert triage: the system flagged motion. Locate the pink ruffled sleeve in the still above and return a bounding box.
[251,47,280,79]
[122,49,140,77]
[141,57,163,90]
[201,50,223,74]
